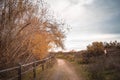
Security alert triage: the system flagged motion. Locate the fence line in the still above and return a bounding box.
[0,54,56,80]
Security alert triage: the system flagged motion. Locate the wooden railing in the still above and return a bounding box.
[0,54,56,80]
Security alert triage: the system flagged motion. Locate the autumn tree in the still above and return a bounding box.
[0,0,66,69]
[87,42,104,56]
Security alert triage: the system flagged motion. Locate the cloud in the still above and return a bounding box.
[46,0,70,12]
[46,0,120,50]
[47,0,120,29]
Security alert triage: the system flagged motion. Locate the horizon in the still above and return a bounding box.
[46,0,120,51]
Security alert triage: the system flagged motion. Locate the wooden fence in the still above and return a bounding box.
[0,54,56,80]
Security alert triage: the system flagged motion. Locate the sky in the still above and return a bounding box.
[46,0,120,51]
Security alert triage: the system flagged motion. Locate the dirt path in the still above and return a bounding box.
[40,59,82,80]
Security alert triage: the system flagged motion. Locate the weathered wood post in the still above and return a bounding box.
[33,62,36,80]
[18,63,22,80]
[46,58,49,69]
[48,58,50,68]
[42,60,44,71]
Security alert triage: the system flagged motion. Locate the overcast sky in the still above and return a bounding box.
[46,0,120,51]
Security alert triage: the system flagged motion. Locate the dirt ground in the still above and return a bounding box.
[39,59,83,80]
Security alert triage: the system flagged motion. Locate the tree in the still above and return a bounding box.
[0,0,66,69]
[87,42,104,56]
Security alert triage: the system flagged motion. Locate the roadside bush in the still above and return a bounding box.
[75,42,105,64]
[74,51,90,64]
[84,47,120,80]
[87,42,104,57]
[56,52,75,62]
[104,41,120,49]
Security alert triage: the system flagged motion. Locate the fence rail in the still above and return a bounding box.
[0,54,56,80]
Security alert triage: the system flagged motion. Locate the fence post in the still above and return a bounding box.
[47,59,50,69]
[33,62,36,80]
[50,57,52,67]
[42,61,44,71]
[18,63,22,80]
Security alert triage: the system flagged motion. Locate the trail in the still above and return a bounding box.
[40,59,82,80]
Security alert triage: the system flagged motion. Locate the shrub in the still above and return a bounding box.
[104,41,120,49]
[87,42,104,57]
